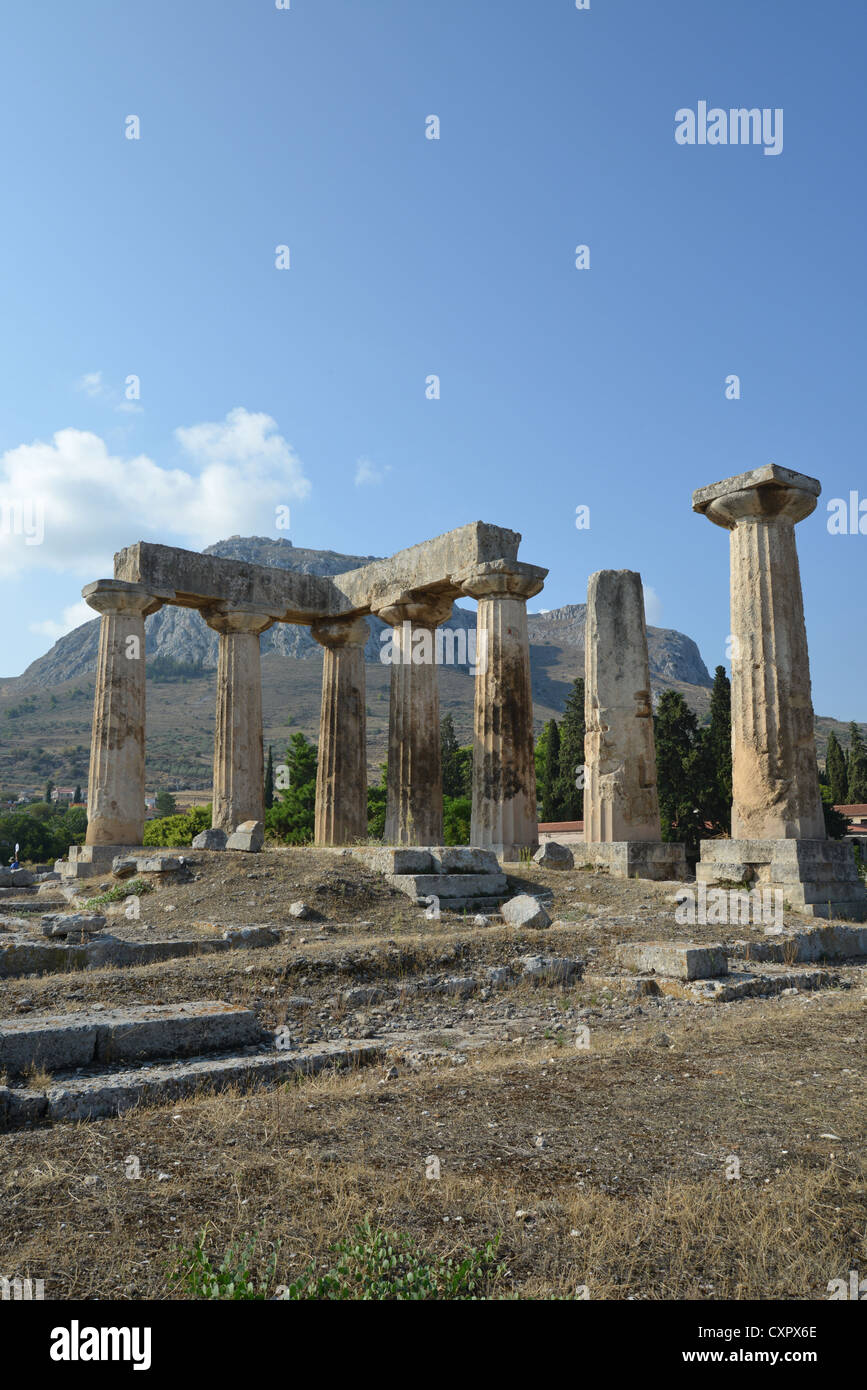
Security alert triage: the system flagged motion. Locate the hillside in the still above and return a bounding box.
[0,535,855,795]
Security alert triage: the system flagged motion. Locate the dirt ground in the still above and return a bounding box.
[0,848,864,1301]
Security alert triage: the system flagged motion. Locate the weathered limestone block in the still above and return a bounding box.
[41,913,107,939]
[203,604,273,834]
[312,617,369,846]
[580,841,688,881]
[501,894,552,928]
[518,954,583,983]
[614,942,728,980]
[83,579,165,846]
[192,828,228,851]
[534,842,575,869]
[386,872,508,902]
[375,591,454,846]
[225,820,264,853]
[457,561,547,860]
[583,569,661,842]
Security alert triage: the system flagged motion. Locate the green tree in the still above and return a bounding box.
[73,784,82,804]
[826,730,849,805]
[539,718,562,822]
[443,795,471,845]
[554,677,585,820]
[155,789,177,817]
[694,665,732,835]
[264,745,275,810]
[367,763,388,840]
[44,779,54,804]
[654,691,703,855]
[266,733,318,844]
[820,784,848,839]
[847,723,867,803]
[440,715,464,798]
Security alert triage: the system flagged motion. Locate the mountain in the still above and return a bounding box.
[16,537,711,690]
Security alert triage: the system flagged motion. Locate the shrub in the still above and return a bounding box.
[143,805,211,847]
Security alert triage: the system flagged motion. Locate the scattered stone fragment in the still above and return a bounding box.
[192,828,228,852]
[501,894,552,929]
[533,842,575,869]
[40,913,107,939]
[289,901,314,920]
[518,954,583,984]
[225,821,264,853]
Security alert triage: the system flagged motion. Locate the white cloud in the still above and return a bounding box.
[643,585,662,626]
[354,456,389,487]
[29,600,94,640]
[77,371,105,398]
[0,407,312,579]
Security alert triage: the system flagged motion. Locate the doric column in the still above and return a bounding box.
[83,579,164,847]
[374,591,454,845]
[457,560,547,859]
[202,603,274,834]
[693,464,826,839]
[583,569,661,842]
[311,617,369,846]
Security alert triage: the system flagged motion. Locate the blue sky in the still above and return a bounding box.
[0,0,864,720]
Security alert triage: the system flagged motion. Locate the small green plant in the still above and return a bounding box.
[168,1226,279,1300]
[518,846,533,865]
[84,878,154,909]
[279,1221,506,1300]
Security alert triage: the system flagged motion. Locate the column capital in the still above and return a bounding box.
[201,601,276,636]
[372,589,454,629]
[311,616,369,650]
[692,464,820,530]
[456,559,547,602]
[82,579,168,619]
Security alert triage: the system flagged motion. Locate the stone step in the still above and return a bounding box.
[386,872,508,904]
[0,926,282,978]
[730,923,867,963]
[0,1001,264,1076]
[353,846,503,876]
[0,1038,385,1128]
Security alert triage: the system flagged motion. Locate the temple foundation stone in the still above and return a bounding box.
[693,464,867,919]
[311,617,369,846]
[582,569,686,880]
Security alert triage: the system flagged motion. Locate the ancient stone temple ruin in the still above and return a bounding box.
[693,464,867,920]
[74,523,547,870]
[582,569,687,880]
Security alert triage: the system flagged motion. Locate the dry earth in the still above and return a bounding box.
[0,849,864,1301]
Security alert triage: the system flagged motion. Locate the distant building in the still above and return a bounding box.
[538,820,584,846]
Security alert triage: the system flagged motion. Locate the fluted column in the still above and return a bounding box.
[203,604,274,834]
[457,560,547,859]
[374,591,453,845]
[693,464,825,839]
[583,569,661,843]
[83,579,163,846]
[311,617,369,846]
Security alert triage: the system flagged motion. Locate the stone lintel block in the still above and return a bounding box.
[386,872,507,902]
[581,841,688,881]
[614,942,728,981]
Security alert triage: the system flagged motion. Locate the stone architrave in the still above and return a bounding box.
[374,591,454,846]
[693,464,867,919]
[582,569,686,880]
[83,579,165,847]
[311,616,369,846]
[457,560,546,860]
[203,603,274,835]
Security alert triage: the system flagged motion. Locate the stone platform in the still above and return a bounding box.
[581,840,688,881]
[696,838,867,921]
[352,846,509,911]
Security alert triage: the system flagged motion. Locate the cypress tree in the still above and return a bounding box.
[826,730,848,805]
[847,723,867,803]
[264,745,274,810]
[654,691,702,854]
[541,719,561,821]
[554,676,586,820]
